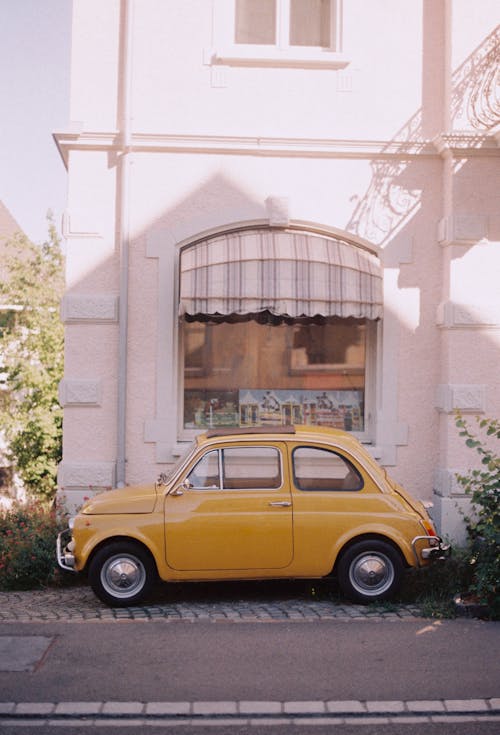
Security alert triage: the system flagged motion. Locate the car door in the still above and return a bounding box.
[289,443,394,575]
[164,442,293,572]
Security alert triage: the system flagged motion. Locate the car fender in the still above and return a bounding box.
[327,523,416,572]
[74,515,165,573]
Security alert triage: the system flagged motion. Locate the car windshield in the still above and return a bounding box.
[160,442,196,484]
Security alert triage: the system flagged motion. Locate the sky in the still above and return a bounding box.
[0,0,72,244]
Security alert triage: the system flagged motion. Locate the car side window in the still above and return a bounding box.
[187,450,221,489]
[222,447,282,490]
[293,446,363,491]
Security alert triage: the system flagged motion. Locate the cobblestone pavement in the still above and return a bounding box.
[0,580,426,622]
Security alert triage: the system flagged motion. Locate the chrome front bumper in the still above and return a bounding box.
[411,535,451,566]
[56,528,77,572]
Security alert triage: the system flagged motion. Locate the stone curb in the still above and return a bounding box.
[0,699,498,719]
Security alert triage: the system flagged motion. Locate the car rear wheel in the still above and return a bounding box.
[337,540,403,604]
[88,541,156,607]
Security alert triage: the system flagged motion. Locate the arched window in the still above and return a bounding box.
[179,228,381,438]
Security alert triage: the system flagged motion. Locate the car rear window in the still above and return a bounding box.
[293,446,363,491]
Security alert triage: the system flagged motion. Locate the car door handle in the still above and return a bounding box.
[268,501,291,507]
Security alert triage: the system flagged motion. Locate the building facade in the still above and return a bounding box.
[54,0,500,541]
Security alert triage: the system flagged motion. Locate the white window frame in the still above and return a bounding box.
[209,0,349,70]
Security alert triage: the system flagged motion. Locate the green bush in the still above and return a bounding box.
[397,548,474,617]
[455,414,500,619]
[0,501,67,590]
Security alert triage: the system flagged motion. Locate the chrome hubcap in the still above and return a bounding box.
[101,555,146,599]
[349,552,394,596]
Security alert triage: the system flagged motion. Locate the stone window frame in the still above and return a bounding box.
[144,221,398,465]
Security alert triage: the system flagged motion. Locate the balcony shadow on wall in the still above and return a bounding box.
[346,24,499,252]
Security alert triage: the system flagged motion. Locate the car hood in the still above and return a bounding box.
[81,484,158,515]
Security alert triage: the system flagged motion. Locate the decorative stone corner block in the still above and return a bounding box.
[266,196,290,227]
[61,209,104,238]
[61,294,119,323]
[438,215,488,245]
[437,300,499,328]
[58,379,102,407]
[435,384,486,414]
[58,462,116,490]
[433,468,465,498]
[144,419,187,463]
[430,493,470,544]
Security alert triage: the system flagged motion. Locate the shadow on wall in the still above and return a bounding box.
[346,24,499,248]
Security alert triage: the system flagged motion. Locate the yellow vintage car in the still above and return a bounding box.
[57,426,449,607]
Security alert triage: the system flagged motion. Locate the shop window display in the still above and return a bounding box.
[183,317,366,432]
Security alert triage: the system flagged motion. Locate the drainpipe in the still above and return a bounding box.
[116,0,133,487]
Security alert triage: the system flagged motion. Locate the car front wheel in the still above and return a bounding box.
[88,541,156,607]
[337,540,403,604]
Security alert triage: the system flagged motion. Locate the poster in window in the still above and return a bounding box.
[185,388,363,431]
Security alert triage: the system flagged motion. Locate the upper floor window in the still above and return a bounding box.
[235,0,332,48]
[210,0,347,69]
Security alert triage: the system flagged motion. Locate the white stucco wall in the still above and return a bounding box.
[57,0,500,543]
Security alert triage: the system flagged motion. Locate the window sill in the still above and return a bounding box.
[208,45,350,70]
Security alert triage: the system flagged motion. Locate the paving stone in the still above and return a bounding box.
[445,699,489,712]
[192,701,238,715]
[238,701,282,714]
[432,714,484,723]
[0,587,427,622]
[145,702,191,715]
[55,702,102,715]
[366,700,405,713]
[102,701,144,714]
[284,700,326,714]
[98,718,145,726]
[16,702,55,715]
[326,700,366,714]
[407,700,445,712]
[298,717,344,725]
[0,703,15,715]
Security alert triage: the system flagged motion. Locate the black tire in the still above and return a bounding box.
[88,541,156,607]
[337,540,403,604]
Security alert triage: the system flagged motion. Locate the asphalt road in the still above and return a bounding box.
[1,617,498,702]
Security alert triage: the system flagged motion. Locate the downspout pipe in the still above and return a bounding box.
[116,0,133,487]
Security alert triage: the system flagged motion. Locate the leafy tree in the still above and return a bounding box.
[0,220,64,501]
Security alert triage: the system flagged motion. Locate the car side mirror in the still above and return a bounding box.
[170,478,192,496]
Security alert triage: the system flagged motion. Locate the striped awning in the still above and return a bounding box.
[179,229,383,321]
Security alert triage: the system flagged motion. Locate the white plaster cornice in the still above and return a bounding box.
[53,130,460,166]
[433,130,500,157]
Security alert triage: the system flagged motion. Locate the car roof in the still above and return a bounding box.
[197,424,363,451]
